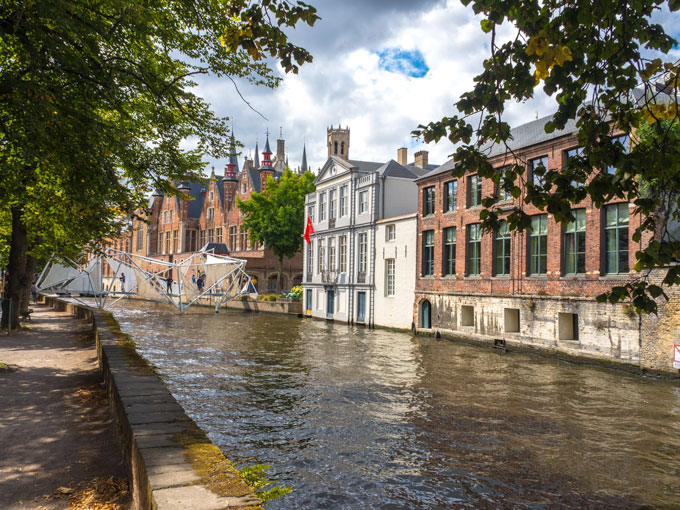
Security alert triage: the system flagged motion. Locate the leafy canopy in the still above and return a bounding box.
[0,0,319,258]
[237,169,316,262]
[416,0,679,313]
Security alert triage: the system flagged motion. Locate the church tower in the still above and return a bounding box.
[259,130,274,191]
[327,125,350,161]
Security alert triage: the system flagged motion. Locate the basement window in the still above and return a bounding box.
[559,313,579,341]
[504,308,520,333]
[461,305,474,327]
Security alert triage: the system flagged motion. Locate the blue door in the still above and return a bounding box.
[305,289,312,314]
[326,290,334,319]
[357,291,366,323]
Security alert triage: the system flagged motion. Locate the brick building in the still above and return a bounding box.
[414,115,645,365]
[105,131,305,293]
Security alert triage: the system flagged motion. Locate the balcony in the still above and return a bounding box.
[357,271,366,283]
[321,270,339,284]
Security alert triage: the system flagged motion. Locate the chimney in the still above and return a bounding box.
[397,147,408,165]
[414,150,429,169]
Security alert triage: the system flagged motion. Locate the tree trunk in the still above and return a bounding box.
[20,254,35,310]
[1,207,28,330]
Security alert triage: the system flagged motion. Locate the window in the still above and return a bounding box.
[530,156,548,187]
[173,230,179,253]
[358,233,368,276]
[318,239,325,272]
[163,210,169,224]
[422,230,434,276]
[207,207,214,220]
[241,182,247,194]
[341,141,345,155]
[423,186,435,216]
[385,259,395,296]
[564,147,584,187]
[559,313,579,340]
[495,168,513,201]
[604,203,629,274]
[494,221,511,276]
[467,175,482,207]
[467,224,481,276]
[340,186,348,216]
[209,190,214,202]
[165,231,171,254]
[607,135,630,174]
[386,224,396,241]
[158,233,163,254]
[329,189,337,220]
[240,227,247,250]
[216,227,222,244]
[359,190,368,214]
[199,229,206,249]
[308,205,315,223]
[136,227,144,251]
[444,180,457,212]
[229,226,237,251]
[185,230,197,252]
[339,235,347,273]
[306,242,313,274]
[443,227,456,276]
[564,209,586,274]
[529,214,548,275]
[208,228,214,243]
[328,237,336,271]
[319,193,326,221]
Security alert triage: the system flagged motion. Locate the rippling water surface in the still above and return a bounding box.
[111,300,680,509]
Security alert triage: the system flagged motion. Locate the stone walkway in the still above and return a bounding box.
[0,304,130,509]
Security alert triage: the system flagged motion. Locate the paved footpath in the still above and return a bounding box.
[0,304,130,509]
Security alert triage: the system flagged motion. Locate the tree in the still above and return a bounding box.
[0,0,319,328]
[237,169,316,294]
[416,0,679,313]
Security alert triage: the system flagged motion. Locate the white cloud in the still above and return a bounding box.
[196,0,680,176]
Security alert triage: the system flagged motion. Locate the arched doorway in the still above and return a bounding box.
[420,299,432,329]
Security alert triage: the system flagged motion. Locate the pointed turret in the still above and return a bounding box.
[224,132,239,180]
[301,144,308,174]
[254,138,260,168]
[259,129,274,190]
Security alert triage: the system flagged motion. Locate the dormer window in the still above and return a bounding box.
[241,182,247,194]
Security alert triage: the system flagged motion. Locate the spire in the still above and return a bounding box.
[301,143,308,174]
[254,137,260,168]
[227,130,239,173]
[261,128,273,169]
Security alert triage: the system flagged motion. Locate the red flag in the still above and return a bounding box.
[303,216,314,244]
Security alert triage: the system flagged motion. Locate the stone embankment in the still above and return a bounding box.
[48,298,262,510]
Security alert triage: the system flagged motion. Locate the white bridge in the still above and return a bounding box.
[36,248,257,313]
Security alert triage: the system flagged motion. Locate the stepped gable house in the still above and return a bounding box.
[121,130,305,293]
[413,114,650,363]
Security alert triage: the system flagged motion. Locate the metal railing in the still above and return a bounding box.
[321,270,339,284]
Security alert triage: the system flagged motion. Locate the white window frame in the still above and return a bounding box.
[386,224,396,241]
[385,259,395,296]
[340,185,348,216]
[339,235,347,273]
[359,190,368,214]
[319,193,326,221]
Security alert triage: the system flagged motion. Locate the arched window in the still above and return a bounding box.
[268,274,279,291]
[421,299,432,329]
[334,141,338,154]
[340,141,345,155]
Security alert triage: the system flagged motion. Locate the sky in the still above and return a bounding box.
[196,0,680,176]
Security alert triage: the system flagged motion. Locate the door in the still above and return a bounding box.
[357,291,366,323]
[305,289,312,314]
[421,299,431,329]
[326,290,335,319]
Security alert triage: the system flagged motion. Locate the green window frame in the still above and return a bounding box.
[443,227,456,276]
[494,221,511,276]
[529,214,548,275]
[467,223,481,276]
[604,203,629,274]
[564,209,586,274]
[467,175,482,207]
[422,230,434,276]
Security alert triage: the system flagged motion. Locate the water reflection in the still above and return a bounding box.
[111,300,680,509]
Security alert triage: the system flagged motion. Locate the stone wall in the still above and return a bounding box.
[640,268,680,374]
[47,298,263,510]
[414,292,641,365]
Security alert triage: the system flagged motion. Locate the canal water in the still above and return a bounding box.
[111,301,680,509]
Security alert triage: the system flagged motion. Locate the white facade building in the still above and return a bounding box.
[302,127,432,327]
[374,213,418,330]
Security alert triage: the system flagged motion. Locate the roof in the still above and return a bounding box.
[376,159,421,179]
[171,180,205,218]
[247,167,282,193]
[416,113,579,181]
[199,242,229,255]
[346,159,384,172]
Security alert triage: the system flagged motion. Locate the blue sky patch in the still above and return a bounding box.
[377,48,429,78]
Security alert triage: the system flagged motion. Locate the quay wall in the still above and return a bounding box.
[47,298,262,510]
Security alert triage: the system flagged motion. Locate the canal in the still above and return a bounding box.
[111,300,680,509]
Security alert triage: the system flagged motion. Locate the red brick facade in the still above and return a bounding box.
[415,127,643,300]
